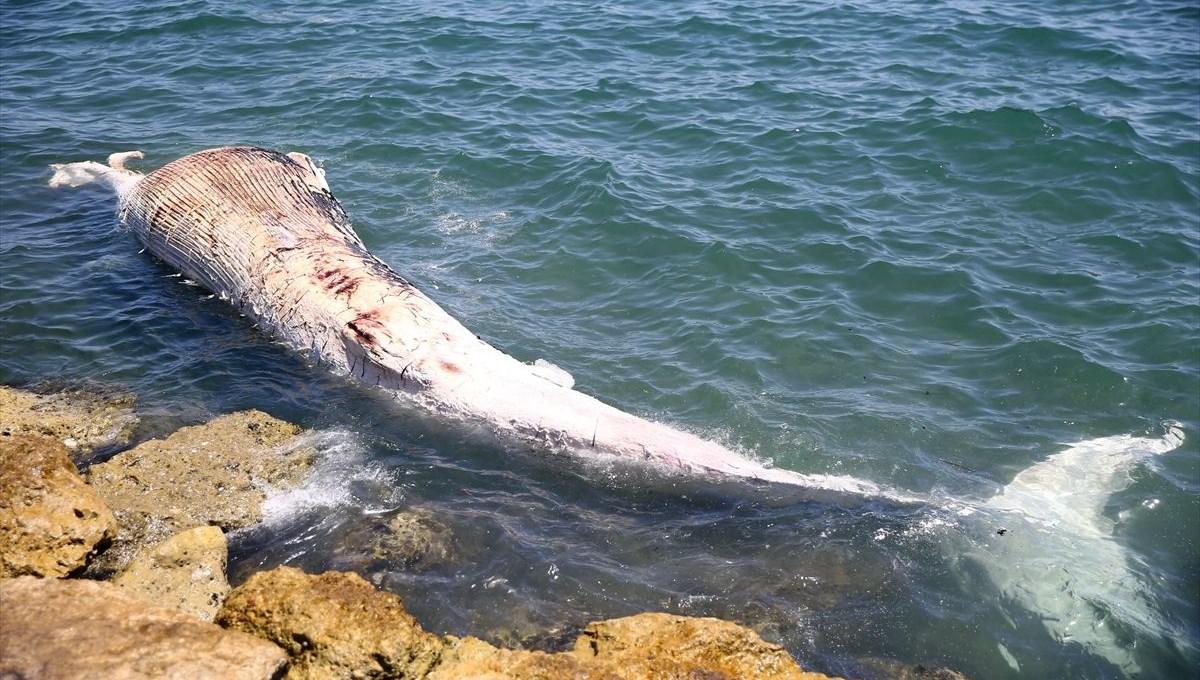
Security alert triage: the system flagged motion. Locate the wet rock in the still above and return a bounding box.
[908,667,970,680]
[218,567,840,680]
[334,507,455,572]
[0,434,117,577]
[375,508,454,566]
[430,636,598,680]
[0,383,137,462]
[856,657,972,680]
[572,612,834,680]
[0,576,286,680]
[113,525,230,621]
[85,410,313,575]
[216,567,444,680]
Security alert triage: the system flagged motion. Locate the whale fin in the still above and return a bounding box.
[529,358,574,389]
[285,151,330,192]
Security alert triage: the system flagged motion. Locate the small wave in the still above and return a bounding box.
[259,430,399,525]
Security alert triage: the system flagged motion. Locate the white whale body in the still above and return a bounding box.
[49,146,888,498]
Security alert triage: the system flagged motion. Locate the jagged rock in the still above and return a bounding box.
[0,384,137,461]
[113,525,230,621]
[0,434,117,577]
[85,410,313,575]
[431,614,841,680]
[0,576,286,680]
[218,567,841,680]
[429,636,601,680]
[572,612,834,680]
[216,567,444,680]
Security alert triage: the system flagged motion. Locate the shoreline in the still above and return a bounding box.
[0,382,966,680]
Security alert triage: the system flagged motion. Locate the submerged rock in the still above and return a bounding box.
[216,567,444,680]
[0,434,117,577]
[0,384,137,461]
[856,657,972,680]
[0,576,286,680]
[85,410,314,575]
[375,508,455,567]
[332,507,456,573]
[113,525,230,621]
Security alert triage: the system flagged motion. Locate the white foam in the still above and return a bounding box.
[259,430,398,525]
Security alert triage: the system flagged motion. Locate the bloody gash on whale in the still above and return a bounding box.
[49,146,887,497]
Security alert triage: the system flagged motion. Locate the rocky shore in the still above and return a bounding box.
[0,384,965,680]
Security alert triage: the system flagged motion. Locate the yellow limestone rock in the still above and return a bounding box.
[0,576,286,680]
[0,434,117,577]
[216,567,444,680]
[0,384,136,458]
[85,409,312,574]
[113,525,231,621]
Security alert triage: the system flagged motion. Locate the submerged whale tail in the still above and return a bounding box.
[977,422,1189,674]
[988,422,1184,522]
[49,151,145,199]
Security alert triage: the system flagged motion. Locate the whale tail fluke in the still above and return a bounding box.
[976,421,1189,674]
[49,150,145,199]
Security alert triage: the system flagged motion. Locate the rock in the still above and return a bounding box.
[375,509,454,567]
[433,613,843,680]
[0,576,286,680]
[113,525,230,621]
[0,384,137,461]
[429,636,598,680]
[856,657,972,680]
[217,567,841,680]
[571,612,835,680]
[85,410,313,575]
[333,507,455,572]
[0,434,117,577]
[216,567,444,680]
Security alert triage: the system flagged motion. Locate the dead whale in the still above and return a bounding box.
[50,148,1192,673]
[49,146,889,498]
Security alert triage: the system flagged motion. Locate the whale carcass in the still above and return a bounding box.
[50,147,885,496]
[48,148,1196,671]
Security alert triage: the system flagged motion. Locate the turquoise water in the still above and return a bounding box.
[2,1,1198,677]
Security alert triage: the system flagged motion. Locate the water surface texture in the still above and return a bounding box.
[2,2,1198,678]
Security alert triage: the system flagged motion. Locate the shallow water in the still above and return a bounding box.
[2,1,1198,677]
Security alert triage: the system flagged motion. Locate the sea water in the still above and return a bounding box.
[1,2,1197,677]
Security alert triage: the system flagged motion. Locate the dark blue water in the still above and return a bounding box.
[2,1,1198,677]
